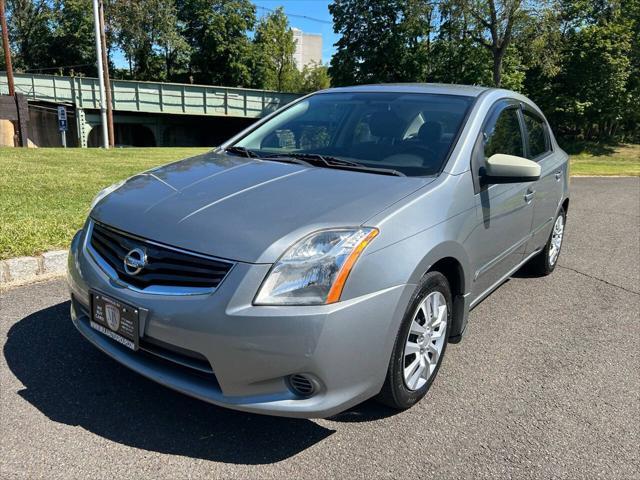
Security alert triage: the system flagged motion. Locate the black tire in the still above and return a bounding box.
[376,271,451,410]
[528,207,566,276]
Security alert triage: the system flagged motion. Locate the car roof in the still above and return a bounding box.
[319,83,491,98]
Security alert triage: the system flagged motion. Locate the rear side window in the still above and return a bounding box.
[523,111,549,159]
[484,107,523,158]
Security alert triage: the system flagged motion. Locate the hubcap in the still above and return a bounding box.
[549,215,564,266]
[402,291,447,391]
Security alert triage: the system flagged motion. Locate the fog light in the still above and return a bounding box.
[287,374,317,397]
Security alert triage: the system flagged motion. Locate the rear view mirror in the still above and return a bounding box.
[483,154,541,184]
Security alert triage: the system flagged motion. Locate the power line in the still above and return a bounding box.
[255,5,332,24]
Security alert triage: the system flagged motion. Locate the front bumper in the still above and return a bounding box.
[67,227,413,418]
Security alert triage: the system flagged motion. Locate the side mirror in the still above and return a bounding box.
[482,154,541,184]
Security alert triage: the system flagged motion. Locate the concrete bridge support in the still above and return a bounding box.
[81,110,255,147]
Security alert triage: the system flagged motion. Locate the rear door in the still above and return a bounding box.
[522,107,565,254]
[468,100,535,302]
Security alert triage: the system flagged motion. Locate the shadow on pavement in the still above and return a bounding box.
[327,400,397,422]
[4,301,335,465]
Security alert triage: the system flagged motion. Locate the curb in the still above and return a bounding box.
[0,250,68,289]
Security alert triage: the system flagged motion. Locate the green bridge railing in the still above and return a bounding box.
[0,73,301,119]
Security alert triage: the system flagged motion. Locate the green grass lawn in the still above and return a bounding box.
[568,143,640,176]
[0,147,209,260]
[1,144,638,259]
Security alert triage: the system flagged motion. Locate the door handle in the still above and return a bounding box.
[524,190,535,202]
[555,170,562,180]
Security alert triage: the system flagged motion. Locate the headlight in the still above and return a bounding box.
[255,227,379,305]
[89,180,126,211]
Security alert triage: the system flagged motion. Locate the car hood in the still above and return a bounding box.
[91,151,433,263]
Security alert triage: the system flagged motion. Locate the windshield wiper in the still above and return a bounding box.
[337,164,406,177]
[265,152,405,177]
[259,155,312,166]
[224,146,260,158]
[227,149,405,177]
[277,152,361,167]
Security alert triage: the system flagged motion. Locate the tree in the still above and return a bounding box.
[159,15,190,80]
[48,0,98,76]
[620,0,639,141]
[557,18,632,138]
[5,0,53,72]
[430,0,493,85]
[518,0,637,140]
[3,0,638,142]
[329,0,413,85]
[396,0,436,82]
[110,0,186,81]
[178,0,256,86]
[299,63,331,92]
[461,0,527,87]
[252,7,297,91]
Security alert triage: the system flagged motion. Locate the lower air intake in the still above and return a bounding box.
[288,374,316,397]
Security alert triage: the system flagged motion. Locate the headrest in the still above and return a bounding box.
[368,110,404,138]
[418,121,443,143]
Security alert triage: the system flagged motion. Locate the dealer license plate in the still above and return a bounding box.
[90,291,139,351]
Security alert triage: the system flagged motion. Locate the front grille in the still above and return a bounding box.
[89,221,233,290]
[139,336,214,376]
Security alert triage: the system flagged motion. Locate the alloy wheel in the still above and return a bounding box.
[402,291,447,391]
[549,214,564,266]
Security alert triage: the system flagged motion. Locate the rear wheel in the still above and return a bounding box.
[528,207,566,276]
[377,271,451,410]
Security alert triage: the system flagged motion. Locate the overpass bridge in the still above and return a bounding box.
[0,73,301,147]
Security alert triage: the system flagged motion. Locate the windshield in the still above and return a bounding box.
[232,92,473,176]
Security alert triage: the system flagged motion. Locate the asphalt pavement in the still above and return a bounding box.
[1,177,639,479]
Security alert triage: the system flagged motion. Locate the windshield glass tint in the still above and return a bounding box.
[233,92,473,176]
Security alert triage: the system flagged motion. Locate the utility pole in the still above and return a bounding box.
[98,0,114,147]
[92,0,108,148]
[0,0,15,96]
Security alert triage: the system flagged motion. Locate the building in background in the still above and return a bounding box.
[292,28,322,71]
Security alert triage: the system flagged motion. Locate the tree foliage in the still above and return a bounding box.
[329,0,639,141]
[110,0,187,81]
[329,0,418,85]
[178,0,256,86]
[300,62,331,92]
[2,0,637,141]
[49,0,98,76]
[430,0,492,84]
[519,0,638,140]
[252,7,298,91]
[5,0,54,72]
[2,0,329,92]
[461,0,527,87]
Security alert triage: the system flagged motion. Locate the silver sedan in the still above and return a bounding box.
[67,84,569,417]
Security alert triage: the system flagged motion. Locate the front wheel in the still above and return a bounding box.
[376,271,451,410]
[528,207,566,276]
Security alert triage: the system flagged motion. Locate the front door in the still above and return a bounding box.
[468,101,535,303]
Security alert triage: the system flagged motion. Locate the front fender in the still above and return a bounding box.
[344,216,474,341]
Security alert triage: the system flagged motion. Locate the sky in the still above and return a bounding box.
[112,1,338,69]
[253,0,337,64]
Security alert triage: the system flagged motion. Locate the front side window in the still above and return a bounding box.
[523,111,549,159]
[484,107,524,158]
[232,92,474,176]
